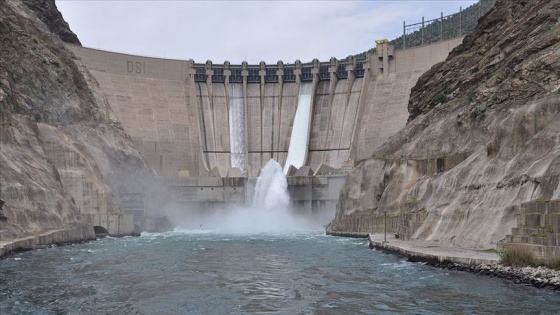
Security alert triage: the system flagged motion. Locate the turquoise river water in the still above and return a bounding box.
[1,230,559,314]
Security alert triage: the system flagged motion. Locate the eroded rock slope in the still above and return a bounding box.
[0,0,154,241]
[328,0,560,249]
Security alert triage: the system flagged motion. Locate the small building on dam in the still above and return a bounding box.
[66,37,463,226]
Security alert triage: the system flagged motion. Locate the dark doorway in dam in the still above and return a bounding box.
[93,226,109,237]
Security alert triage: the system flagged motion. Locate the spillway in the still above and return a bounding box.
[65,37,464,177]
[283,82,313,174]
[228,83,247,175]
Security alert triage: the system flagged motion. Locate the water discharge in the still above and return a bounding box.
[284,82,313,174]
[252,159,290,210]
[228,83,247,175]
[176,159,314,233]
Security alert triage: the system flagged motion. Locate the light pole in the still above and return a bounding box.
[384,211,387,243]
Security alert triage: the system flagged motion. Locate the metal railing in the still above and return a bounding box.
[395,0,495,50]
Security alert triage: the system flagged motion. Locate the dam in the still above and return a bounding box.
[66,38,463,225]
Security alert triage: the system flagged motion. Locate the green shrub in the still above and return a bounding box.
[499,245,534,267]
[470,109,486,121]
[467,87,476,102]
[533,196,551,202]
[433,92,447,104]
[499,246,560,269]
[545,256,560,270]
[405,197,419,204]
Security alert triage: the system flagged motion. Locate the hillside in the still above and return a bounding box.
[391,0,496,50]
[352,0,496,59]
[0,0,155,241]
[328,0,560,254]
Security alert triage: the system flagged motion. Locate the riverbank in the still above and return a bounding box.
[0,224,95,258]
[368,233,560,291]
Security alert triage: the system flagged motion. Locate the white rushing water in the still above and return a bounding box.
[215,159,305,233]
[284,82,313,174]
[228,83,247,175]
[170,159,314,233]
[252,159,290,210]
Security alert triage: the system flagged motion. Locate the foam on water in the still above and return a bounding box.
[252,159,290,210]
[175,159,314,234]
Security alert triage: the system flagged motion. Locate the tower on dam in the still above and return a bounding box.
[66,37,463,224]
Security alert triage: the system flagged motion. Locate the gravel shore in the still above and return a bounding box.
[367,233,560,291]
[428,261,560,291]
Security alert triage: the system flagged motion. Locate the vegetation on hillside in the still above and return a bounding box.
[352,0,496,59]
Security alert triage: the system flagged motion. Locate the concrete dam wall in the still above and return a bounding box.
[66,38,462,178]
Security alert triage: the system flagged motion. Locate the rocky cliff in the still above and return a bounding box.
[0,0,155,242]
[21,0,81,45]
[329,0,560,251]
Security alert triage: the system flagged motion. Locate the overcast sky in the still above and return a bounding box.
[56,0,478,64]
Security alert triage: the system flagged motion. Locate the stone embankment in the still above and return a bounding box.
[368,234,560,291]
[443,264,560,291]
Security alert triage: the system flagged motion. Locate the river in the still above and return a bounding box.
[1,230,559,314]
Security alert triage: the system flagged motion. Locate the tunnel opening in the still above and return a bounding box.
[93,225,109,237]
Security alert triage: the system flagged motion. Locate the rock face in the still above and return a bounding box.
[0,0,154,241]
[21,0,81,45]
[328,0,560,252]
[408,0,559,121]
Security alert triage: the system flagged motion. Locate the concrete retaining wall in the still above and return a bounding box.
[0,224,95,258]
[500,201,560,260]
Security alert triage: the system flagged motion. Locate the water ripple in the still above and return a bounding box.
[1,231,559,314]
